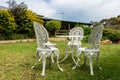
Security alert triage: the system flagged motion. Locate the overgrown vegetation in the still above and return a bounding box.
[0,41,120,80]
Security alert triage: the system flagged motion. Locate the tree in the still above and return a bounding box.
[7,0,44,38]
[45,20,61,36]
[7,0,28,33]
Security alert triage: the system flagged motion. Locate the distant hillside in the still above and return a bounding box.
[101,15,120,29]
[0,6,8,10]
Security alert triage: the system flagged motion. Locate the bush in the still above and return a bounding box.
[82,28,120,43]
[75,24,92,43]
[103,28,120,42]
[0,10,17,40]
[45,20,61,36]
[0,9,44,40]
[82,35,89,43]
[11,34,29,40]
[81,26,91,36]
[7,1,44,39]
[75,24,92,36]
[23,10,44,38]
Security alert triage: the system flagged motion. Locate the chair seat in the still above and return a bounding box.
[44,41,57,46]
[78,48,99,51]
[50,47,58,51]
[44,41,58,51]
[78,47,86,51]
[68,41,82,46]
[37,48,52,51]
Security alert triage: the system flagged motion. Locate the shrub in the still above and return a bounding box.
[75,24,92,35]
[75,24,91,43]
[11,34,29,39]
[45,20,61,36]
[6,0,44,39]
[103,28,120,42]
[82,35,89,43]
[0,10,17,40]
[23,10,44,38]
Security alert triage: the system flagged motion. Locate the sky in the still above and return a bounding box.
[0,0,120,23]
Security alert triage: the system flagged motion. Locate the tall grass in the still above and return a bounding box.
[0,41,120,80]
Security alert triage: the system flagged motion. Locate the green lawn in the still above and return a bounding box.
[0,41,120,80]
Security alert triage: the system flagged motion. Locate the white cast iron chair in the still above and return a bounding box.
[59,27,84,65]
[72,23,104,75]
[31,22,63,76]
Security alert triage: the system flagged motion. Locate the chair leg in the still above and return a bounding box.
[89,55,94,75]
[31,50,39,69]
[56,51,63,71]
[83,55,87,66]
[72,51,82,70]
[96,51,102,70]
[59,48,69,63]
[71,52,77,65]
[37,50,42,62]
[41,54,46,76]
[51,53,54,63]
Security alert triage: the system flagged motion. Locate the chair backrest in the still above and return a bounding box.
[33,22,49,48]
[69,27,84,42]
[88,23,104,49]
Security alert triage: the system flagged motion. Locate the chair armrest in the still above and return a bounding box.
[43,41,57,48]
[85,49,99,52]
[43,42,57,46]
[78,47,87,51]
[37,48,52,51]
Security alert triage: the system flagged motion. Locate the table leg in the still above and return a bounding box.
[59,49,69,63]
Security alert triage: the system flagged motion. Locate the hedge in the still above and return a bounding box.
[103,28,120,42]
[82,28,120,43]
